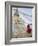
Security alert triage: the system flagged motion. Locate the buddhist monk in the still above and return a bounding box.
[27,24,32,33]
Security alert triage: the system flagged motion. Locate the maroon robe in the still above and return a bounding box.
[27,24,32,33]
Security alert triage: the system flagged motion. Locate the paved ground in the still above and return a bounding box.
[12,31,32,38]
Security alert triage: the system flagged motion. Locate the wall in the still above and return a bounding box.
[0,0,38,46]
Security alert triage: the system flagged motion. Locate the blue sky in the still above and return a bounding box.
[18,8,32,15]
[18,8,32,24]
